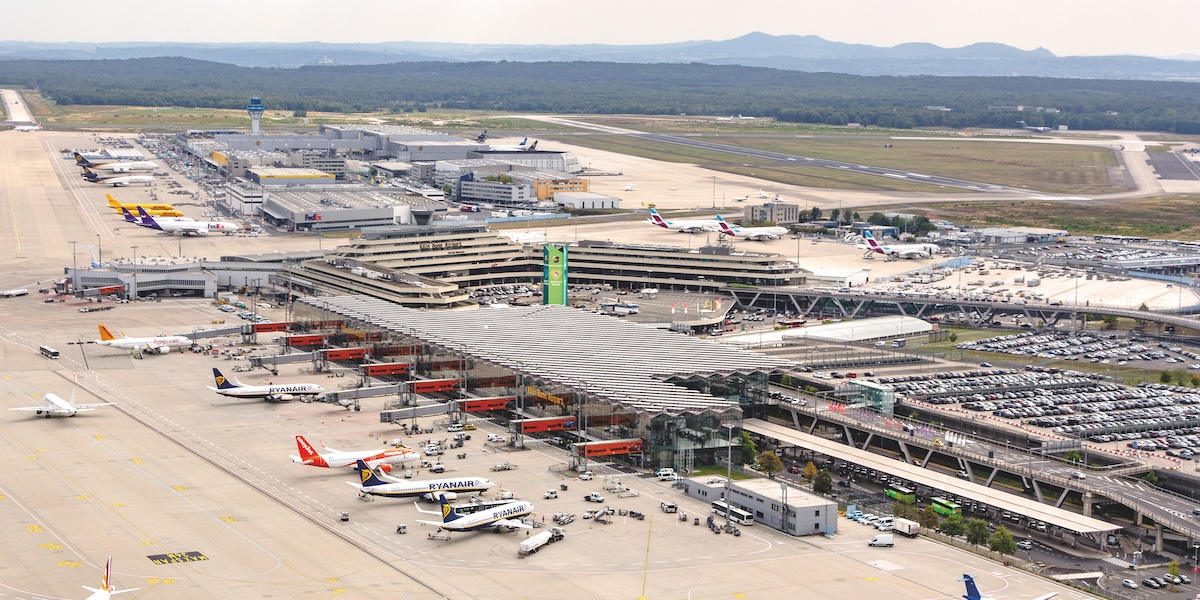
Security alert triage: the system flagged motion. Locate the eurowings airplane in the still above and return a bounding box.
[139,210,239,236]
[83,557,138,600]
[1017,120,1051,133]
[860,230,940,259]
[646,208,719,233]
[94,325,192,354]
[107,195,183,217]
[208,368,326,402]
[960,574,1056,600]
[715,214,788,240]
[414,493,533,532]
[82,168,155,187]
[9,390,113,418]
[488,137,529,151]
[349,459,496,498]
[291,437,417,471]
[14,123,42,132]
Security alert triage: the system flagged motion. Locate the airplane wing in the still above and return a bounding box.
[74,403,115,409]
[9,406,62,412]
[415,519,446,527]
[493,518,532,530]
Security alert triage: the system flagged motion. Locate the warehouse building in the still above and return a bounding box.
[245,167,336,186]
[255,186,447,232]
[681,476,838,537]
[507,170,589,200]
[554,191,619,210]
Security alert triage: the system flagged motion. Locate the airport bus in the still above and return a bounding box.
[930,496,962,517]
[38,345,60,359]
[884,483,916,504]
[711,500,755,525]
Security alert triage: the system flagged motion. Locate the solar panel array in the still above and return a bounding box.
[302,296,796,415]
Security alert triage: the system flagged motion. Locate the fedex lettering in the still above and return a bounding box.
[304,213,323,221]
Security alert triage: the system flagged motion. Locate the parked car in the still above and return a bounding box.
[1121,579,1137,589]
[1143,579,1160,589]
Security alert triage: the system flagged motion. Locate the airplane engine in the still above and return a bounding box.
[378,464,392,474]
[155,346,171,354]
[276,394,295,401]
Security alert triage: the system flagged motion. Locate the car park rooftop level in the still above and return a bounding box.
[300,295,796,414]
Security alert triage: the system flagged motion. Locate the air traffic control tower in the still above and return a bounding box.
[246,97,265,134]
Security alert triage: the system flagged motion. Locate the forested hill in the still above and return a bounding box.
[4,57,1200,133]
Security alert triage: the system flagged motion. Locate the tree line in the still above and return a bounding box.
[3,57,1200,133]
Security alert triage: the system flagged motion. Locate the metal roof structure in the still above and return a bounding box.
[779,315,932,343]
[302,296,797,416]
[745,419,1116,535]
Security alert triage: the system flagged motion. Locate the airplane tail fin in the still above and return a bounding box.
[294,436,324,464]
[863,230,881,249]
[139,208,163,230]
[525,141,538,151]
[648,208,669,228]
[211,368,239,390]
[438,494,462,522]
[121,207,137,222]
[355,459,390,487]
[74,152,90,165]
[518,137,528,147]
[97,325,118,341]
[714,214,737,235]
[958,574,982,600]
[106,194,121,209]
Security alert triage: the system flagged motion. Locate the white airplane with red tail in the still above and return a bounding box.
[290,435,418,472]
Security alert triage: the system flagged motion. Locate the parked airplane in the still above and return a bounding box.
[139,210,238,236]
[107,195,184,217]
[208,368,326,402]
[1017,120,1051,133]
[83,557,138,600]
[14,123,42,132]
[349,459,496,498]
[623,183,638,191]
[88,251,104,269]
[414,493,533,532]
[737,114,756,120]
[94,325,192,354]
[755,189,771,198]
[291,437,417,471]
[716,115,734,121]
[860,230,940,259]
[83,159,157,175]
[488,137,530,151]
[74,152,129,167]
[960,574,1056,600]
[9,390,113,418]
[715,214,788,240]
[82,168,155,187]
[472,130,489,143]
[646,208,719,233]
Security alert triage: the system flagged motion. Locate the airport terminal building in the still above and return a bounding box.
[290,295,797,472]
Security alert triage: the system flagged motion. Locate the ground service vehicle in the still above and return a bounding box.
[868,534,894,547]
[1,288,29,297]
[584,492,605,503]
[39,345,61,359]
[892,518,920,537]
[518,527,565,556]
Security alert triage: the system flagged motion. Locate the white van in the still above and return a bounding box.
[655,468,677,481]
[874,517,894,530]
[447,423,464,433]
[868,534,894,547]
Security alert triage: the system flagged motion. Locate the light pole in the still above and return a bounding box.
[723,423,735,531]
[131,245,139,300]
[69,241,78,294]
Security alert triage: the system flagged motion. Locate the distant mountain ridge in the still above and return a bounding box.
[1,33,1198,79]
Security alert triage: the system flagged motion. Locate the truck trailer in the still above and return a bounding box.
[518,527,565,557]
[893,518,920,537]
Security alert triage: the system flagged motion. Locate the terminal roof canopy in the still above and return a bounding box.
[302,296,796,415]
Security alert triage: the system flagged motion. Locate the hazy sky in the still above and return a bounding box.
[4,0,1197,57]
